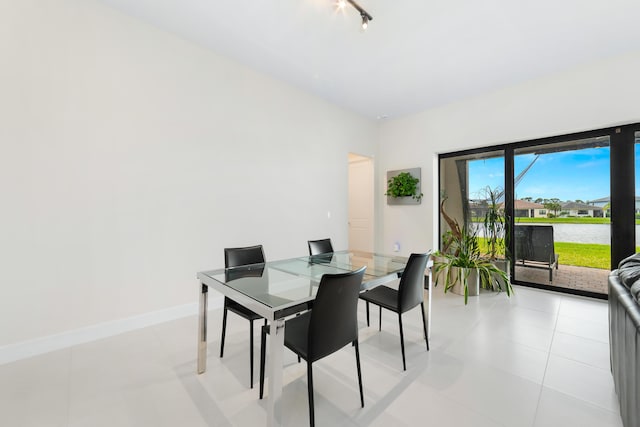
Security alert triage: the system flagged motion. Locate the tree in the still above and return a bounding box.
[534,197,543,204]
[522,196,532,202]
[543,198,562,216]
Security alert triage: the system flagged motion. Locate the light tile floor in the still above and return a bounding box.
[0,285,623,427]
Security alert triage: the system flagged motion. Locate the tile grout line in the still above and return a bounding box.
[529,294,563,427]
[66,346,73,427]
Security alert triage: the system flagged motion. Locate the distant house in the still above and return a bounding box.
[500,200,548,218]
[590,196,640,215]
[468,200,489,219]
[561,201,604,217]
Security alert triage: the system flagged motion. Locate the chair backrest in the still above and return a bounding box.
[530,225,556,264]
[225,264,265,281]
[224,245,265,268]
[308,238,334,256]
[515,225,556,264]
[398,253,430,313]
[307,266,366,362]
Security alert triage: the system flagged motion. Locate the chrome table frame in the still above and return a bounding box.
[196,251,432,426]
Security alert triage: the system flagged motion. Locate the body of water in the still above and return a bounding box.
[476,223,640,245]
[525,223,640,246]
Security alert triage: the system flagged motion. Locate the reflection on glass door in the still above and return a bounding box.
[635,132,640,249]
[439,150,505,248]
[439,150,509,292]
[513,137,611,294]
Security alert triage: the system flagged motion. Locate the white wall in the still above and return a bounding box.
[376,51,640,256]
[0,0,377,348]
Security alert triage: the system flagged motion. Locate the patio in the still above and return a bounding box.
[514,264,610,295]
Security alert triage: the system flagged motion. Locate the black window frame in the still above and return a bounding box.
[438,122,640,299]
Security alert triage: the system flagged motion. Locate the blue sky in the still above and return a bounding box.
[468,146,622,202]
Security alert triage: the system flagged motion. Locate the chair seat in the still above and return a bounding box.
[259,267,366,426]
[359,286,399,312]
[359,253,430,371]
[226,298,263,321]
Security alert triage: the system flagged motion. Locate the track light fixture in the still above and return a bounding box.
[339,0,373,30]
[361,12,369,29]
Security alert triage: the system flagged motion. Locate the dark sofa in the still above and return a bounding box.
[608,253,640,427]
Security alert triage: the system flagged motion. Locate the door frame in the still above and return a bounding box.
[438,122,640,299]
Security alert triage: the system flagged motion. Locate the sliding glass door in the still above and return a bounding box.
[439,123,640,298]
[512,137,610,293]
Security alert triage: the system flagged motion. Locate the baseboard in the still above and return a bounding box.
[0,295,223,366]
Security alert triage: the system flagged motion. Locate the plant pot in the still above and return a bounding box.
[432,255,447,286]
[490,259,511,291]
[450,267,480,297]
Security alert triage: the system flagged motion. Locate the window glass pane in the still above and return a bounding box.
[514,136,610,293]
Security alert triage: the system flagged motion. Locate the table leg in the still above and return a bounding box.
[426,272,432,339]
[197,282,208,374]
[267,319,285,427]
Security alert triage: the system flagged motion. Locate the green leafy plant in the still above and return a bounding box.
[385,172,423,201]
[434,225,513,304]
[480,186,507,261]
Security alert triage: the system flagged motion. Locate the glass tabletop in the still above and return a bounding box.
[201,264,319,310]
[293,250,409,277]
[198,250,408,312]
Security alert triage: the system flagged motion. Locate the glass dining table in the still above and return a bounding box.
[196,250,432,426]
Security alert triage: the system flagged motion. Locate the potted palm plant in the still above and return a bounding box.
[480,186,511,290]
[434,224,513,304]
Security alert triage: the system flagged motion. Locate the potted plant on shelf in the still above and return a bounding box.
[433,225,513,304]
[385,172,423,202]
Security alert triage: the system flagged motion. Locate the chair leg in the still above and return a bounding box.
[420,302,429,351]
[366,301,370,326]
[354,340,364,408]
[249,320,254,388]
[398,313,406,371]
[307,361,315,427]
[379,307,382,331]
[220,307,228,358]
[259,326,267,399]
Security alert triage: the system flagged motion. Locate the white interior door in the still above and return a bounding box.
[348,154,374,251]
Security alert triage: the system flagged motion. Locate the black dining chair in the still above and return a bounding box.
[359,252,430,371]
[220,245,267,388]
[259,266,366,427]
[307,238,333,256]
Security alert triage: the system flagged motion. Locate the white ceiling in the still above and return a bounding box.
[97,0,640,119]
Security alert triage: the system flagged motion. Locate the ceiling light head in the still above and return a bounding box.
[361,13,369,30]
[342,0,373,30]
[337,0,346,9]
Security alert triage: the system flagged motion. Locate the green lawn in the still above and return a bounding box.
[478,238,638,270]
[473,217,640,225]
[554,242,611,270]
[470,217,640,269]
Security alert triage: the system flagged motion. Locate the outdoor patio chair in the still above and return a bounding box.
[515,225,559,281]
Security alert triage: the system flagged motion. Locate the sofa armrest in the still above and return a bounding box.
[608,274,640,427]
